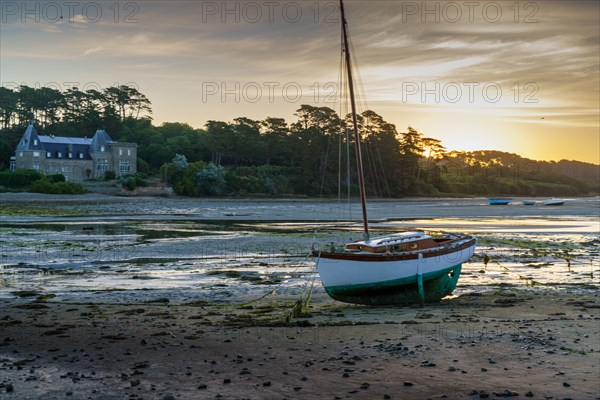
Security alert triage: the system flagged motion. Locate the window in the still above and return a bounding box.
[127,149,132,156]
[97,159,108,173]
[47,152,51,158]
[9,160,15,171]
[19,152,23,157]
[33,161,40,170]
[57,152,62,158]
[33,151,40,157]
[68,152,73,158]
[33,139,38,145]
[119,159,130,174]
[79,153,84,159]
[100,145,105,152]
[119,149,123,156]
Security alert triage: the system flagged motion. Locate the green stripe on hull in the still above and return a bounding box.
[324,265,462,306]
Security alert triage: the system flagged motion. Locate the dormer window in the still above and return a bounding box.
[47,152,51,158]
[100,145,105,152]
[33,139,38,145]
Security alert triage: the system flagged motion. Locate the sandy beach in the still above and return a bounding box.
[1,291,599,399]
[1,193,599,399]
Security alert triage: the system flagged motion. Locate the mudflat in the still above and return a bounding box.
[1,291,598,400]
[1,193,598,399]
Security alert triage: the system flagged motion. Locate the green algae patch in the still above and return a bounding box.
[0,205,88,216]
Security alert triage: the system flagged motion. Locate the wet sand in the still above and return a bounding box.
[1,193,599,399]
[1,292,599,399]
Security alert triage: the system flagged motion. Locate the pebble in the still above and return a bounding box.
[263,381,271,386]
[448,366,457,372]
[525,391,534,397]
[562,382,571,387]
[403,381,413,387]
[198,384,208,389]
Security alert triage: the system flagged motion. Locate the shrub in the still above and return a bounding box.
[0,170,43,187]
[47,174,66,183]
[104,171,116,180]
[119,173,147,191]
[30,179,54,193]
[196,163,226,195]
[30,179,85,194]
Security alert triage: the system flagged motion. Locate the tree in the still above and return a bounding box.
[0,87,19,129]
[172,153,189,171]
[196,163,226,195]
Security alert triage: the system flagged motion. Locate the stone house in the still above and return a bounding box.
[10,123,137,182]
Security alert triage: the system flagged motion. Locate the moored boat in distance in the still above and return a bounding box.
[523,201,536,206]
[489,198,512,205]
[543,198,566,206]
[313,0,476,306]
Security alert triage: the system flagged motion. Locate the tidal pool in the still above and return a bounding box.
[1,194,598,304]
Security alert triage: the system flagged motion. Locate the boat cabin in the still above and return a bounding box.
[345,231,453,253]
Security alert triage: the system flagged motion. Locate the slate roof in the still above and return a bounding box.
[16,124,45,151]
[17,124,116,161]
[90,130,114,153]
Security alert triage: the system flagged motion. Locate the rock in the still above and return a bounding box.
[448,366,457,372]
[223,378,231,384]
[383,395,392,399]
[563,382,571,387]
[263,381,271,387]
[197,384,208,389]
[163,395,175,400]
[6,384,14,393]
[403,381,413,387]
[525,391,534,397]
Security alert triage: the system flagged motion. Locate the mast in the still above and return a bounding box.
[340,0,369,241]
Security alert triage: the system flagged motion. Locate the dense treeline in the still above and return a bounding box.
[0,85,597,197]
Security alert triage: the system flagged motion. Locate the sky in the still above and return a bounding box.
[1,0,599,164]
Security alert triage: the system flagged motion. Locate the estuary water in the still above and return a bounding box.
[1,194,598,304]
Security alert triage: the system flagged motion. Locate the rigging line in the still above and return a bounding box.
[346,30,370,114]
[318,126,333,198]
[365,137,384,198]
[338,21,354,223]
[336,32,346,219]
[376,140,393,198]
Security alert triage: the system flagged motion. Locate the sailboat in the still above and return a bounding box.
[314,0,476,306]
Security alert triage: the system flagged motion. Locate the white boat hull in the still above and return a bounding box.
[315,238,476,305]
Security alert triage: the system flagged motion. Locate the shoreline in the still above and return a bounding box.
[1,290,598,399]
[2,191,599,203]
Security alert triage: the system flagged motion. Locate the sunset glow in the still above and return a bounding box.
[1,0,598,163]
